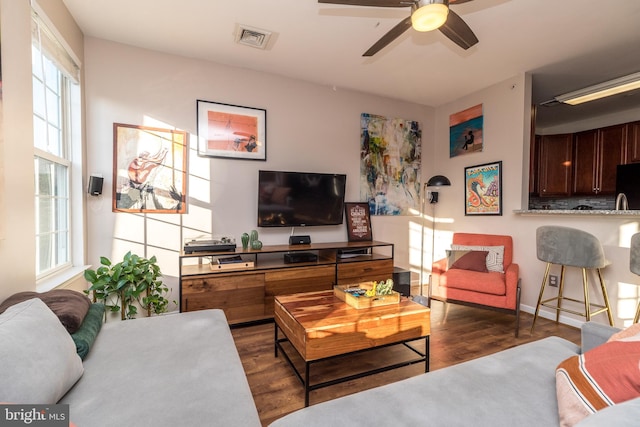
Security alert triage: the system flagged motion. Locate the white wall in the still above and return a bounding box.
[431,74,640,328]
[0,0,84,302]
[83,38,435,309]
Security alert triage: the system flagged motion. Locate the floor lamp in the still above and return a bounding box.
[416,175,451,307]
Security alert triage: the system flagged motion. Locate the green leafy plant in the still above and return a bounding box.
[84,251,171,320]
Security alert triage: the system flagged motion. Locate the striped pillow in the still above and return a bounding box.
[556,328,640,426]
[451,245,504,273]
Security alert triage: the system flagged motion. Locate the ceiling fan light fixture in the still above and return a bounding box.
[411,1,449,32]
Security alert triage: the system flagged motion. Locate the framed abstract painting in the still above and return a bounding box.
[360,113,421,216]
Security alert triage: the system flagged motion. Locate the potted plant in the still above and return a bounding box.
[84,251,171,320]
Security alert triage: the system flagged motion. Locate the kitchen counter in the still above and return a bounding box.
[515,209,640,217]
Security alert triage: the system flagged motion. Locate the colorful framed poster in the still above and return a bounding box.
[345,202,373,241]
[464,161,502,216]
[450,104,483,158]
[113,123,188,213]
[197,100,266,160]
[360,113,422,216]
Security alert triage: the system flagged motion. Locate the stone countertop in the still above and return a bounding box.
[514,209,640,217]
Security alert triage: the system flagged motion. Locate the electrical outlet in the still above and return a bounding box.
[549,275,558,287]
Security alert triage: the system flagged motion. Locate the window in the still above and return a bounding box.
[32,11,81,280]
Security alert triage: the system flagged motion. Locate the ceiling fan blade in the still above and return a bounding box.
[318,0,410,7]
[450,0,475,4]
[363,16,412,56]
[438,9,478,50]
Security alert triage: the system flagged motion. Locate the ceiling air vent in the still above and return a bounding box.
[235,24,272,50]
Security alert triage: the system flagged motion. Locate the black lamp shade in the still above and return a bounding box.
[427,175,451,187]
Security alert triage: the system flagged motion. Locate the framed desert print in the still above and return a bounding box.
[345,202,373,241]
[113,123,188,213]
[464,161,502,216]
[197,99,266,160]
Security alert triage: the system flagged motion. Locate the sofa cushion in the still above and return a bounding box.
[71,303,105,360]
[556,325,640,426]
[438,268,506,295]
[451,244,504,272]
[270,336,580,427]
[575,397,640,427]
[60,309,261,426]
[0,289,91,334]
[446,250,489,272]
[0,298,84,404]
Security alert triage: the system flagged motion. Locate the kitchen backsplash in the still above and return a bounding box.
[529,195,616,210]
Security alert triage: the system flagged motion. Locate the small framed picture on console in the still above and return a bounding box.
[345,202,372,242]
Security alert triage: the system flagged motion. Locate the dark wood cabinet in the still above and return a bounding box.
[572,129,598,195]
[572,124,626,195]
[529,135,540,195]
[532,120,634,199]
[599,124,627,193]
[627,121,640,163]
[537,133,573,197]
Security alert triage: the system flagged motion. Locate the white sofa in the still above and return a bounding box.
[270,322,640,427]
[0,298,261,427]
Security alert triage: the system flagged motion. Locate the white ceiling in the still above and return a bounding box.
[61,0,640,128]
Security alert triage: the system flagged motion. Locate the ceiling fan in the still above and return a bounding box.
[318,0,479,56]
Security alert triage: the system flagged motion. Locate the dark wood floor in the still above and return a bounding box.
[231,301,581,426]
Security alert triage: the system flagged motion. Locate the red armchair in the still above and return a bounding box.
[431,233,521,336]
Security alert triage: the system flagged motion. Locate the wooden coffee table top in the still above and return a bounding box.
[274,290,430,361]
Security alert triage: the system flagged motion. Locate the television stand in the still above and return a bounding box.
[178,240,395,325]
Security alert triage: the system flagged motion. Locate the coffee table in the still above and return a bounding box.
[274,290,430,406]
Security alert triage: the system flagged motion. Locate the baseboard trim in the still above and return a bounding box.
[519,304,585,329]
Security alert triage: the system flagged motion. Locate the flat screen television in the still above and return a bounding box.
[257,170,347,227]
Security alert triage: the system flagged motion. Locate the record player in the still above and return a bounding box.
[183,236,236,254]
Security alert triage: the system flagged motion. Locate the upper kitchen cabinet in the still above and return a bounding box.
[627,121,640,163]
[572,124,627,196]
[538,133,573,198]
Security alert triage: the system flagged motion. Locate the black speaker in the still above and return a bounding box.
[289,235,311,245]
[392,267,411,296]
[88,176,104,196]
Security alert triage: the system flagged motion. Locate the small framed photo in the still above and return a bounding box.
[345,202,373,241]
[464,161,502,216]
[196,99,266,160]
